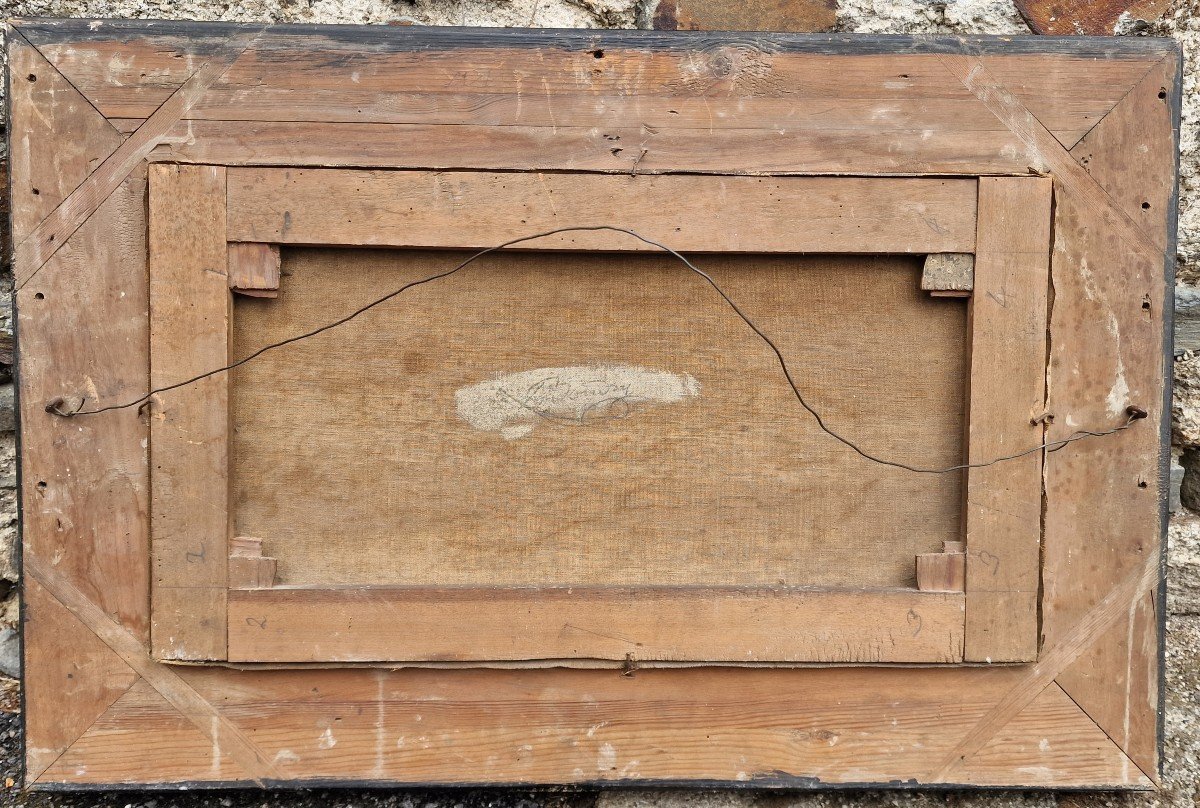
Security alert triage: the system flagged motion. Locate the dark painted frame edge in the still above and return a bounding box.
[1155,42,1185,785]
[24,777,1157,794]
[5,23,29,798]
[8,17,1182,58]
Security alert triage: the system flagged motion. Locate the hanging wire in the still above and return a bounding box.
[44,225,1145,474]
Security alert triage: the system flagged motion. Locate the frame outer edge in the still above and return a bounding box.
[1155,42,1184,783]
[9,25,1179,790]
[7,22,29,791]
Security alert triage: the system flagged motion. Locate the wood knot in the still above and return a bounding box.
[708,52,733,78]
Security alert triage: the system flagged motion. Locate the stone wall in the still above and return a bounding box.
[0,0,1196,804]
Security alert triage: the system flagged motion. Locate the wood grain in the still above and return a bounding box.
[28,30,1158,180]
[229,587,965,663]
[229,537,278,590]
[939,54,1163,262]
[943,682,1153,787]
[943,48,1174,775]
[963,177,1053,663]
[14,30,258,288]
[11,41,151,641]
[143,119,1048,175]
[226,170,978,253]
[1069,57,1178,255]
[11,42,153,772]
[916,552,966,592]
[41,662,1147,787]
[932,551,1160,780]
[10,21,1172,788]
[228,242,281,297]
[22,579,139,782]
[6,32,123,245]
[149,164,230,661]
[26,27,1153,146]
[1045,54,1179,782]
[16,175,152,783]
[26,552,286,783]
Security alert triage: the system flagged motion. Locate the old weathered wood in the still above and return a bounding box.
[940,54,1162,261]
[22,579,139,782]
[229,537,277,590]
[149,164,230,661]
[228,558,277,589]
[33,27,1153,178]
[142,120,1052,175]
[933,552,1160,781]
[24,23,1157,149]
[27,552,287,783]
[227,170,977,253]
[11,38,151,635]
[14,31,257,288]
[17,180,151,776]
[1044,53,1179,782]
[922,253,975,297]
[229,587,965,663]
[917,552,966,592]
[962,177,1053,663]
[941,47,1173,774]
[1068,58,1177,256]
[11,21,1173,789]
[943,683,1152,787]
[41,663,1149,788]
[11,26,153,781]
[7,31,123,247]
[228,242,281,298]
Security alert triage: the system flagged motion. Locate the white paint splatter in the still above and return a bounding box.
[273,749,301,764]
[1015,765,1058,781]
[1079,257,1130,417]
[210,716,221,775]
[586,721,610,738]
[318,727,337,750]
[1079,257,1098,301]
[597,741,617,771]
[1106,356,1131,417]
[455,365,701,439]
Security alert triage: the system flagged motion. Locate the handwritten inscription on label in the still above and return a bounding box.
[455,364,701,439]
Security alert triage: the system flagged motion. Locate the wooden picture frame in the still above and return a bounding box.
[148,168,1050,667]
[9,19,1179,789]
